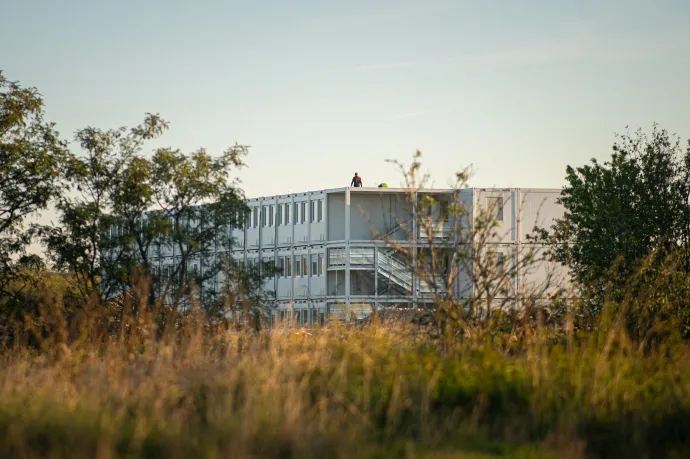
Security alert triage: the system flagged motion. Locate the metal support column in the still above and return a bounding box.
[412,191,417,310]
[345,188,351,307]
[374,243,378,307]
[515,189,521,311]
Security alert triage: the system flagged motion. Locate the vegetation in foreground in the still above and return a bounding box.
[1,287,690,459]
[4,71,690,458]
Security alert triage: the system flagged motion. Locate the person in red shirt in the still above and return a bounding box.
[351,172,362,187]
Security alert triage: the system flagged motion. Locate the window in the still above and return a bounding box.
[285,203,290,225]
[247,258,255,274]
[262,256,271,278]
[318,253,324,274]
[350,247,375,266]
[310,201,315,223]
[278,256,292,277]
[294,202,299,224]
[269,205,274,227]
[302,254,308,276]
[295,255,301,276]
[487,197,504,221]
[318,199,323,221]
[277,204,283,225]
[440,200,449,217]
[301,202,306,223]
[328,248,345,267]
[311,254,318,277]
[261,206,267,227]
[252,206,259,227]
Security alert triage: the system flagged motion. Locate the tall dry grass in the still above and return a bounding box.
[1,281,690,459]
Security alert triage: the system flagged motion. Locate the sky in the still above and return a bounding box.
[2,0,690,199]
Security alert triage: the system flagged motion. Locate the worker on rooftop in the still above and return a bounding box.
[351,172,362,187]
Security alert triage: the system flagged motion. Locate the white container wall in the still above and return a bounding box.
[106,187,567,317]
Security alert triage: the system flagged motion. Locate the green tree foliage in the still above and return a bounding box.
[42,113,260,315]
[0,257,79,347]
[43,114,168,301]
[0,71,68,298]
[214,254,278,329]
[0,73,272,333]
[149,145,250,310]
[549,126,690,326]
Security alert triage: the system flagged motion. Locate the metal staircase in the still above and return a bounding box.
[376,246,447,295]
[384,223,411,241]
[376,247,413,295]
[342,221,450,297]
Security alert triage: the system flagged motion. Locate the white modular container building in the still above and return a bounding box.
[114,187,567,325]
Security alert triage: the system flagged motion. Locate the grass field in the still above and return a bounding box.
[1,302,689,459]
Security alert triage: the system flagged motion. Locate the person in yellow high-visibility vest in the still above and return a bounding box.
[378,183,389,188]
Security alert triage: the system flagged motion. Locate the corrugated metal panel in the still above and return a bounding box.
[518,245,570,296]
[518,190,563,241]
[511,190,516,241]
[246,228,259,248]
[475,189,515,243]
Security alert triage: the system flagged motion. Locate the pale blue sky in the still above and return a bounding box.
[2,0,690,198]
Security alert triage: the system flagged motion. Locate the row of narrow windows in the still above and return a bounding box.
[105,199,325,239]
[107,197,499,239]
[277,309,325,326]
[152,253,326,280]
[260,253,325,278]
[229,310,327,327]
[248,199,324,229]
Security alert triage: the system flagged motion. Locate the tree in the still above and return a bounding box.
[214,254,277,329]
[0,71,67,297]
[378,151,559,342]
[550,126,690,303]
[43,114,168,302]
[46,112,266,315]
[149,145,249,311]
